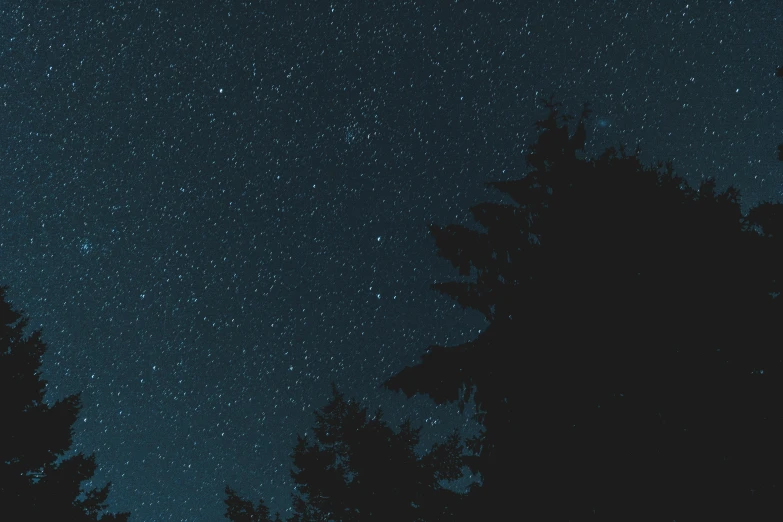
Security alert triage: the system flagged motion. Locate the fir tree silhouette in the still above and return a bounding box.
[223,486,274,522]
[385,97,783,520]
[291,387,462,522]
[288,385,464,522]
[225,385,465,522]
[0,286,130,521]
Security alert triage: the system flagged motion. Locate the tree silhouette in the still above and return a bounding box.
[223,486,274,522]
[385,98,783,519]
[289,385,464,522]
[226,385,465,522]
[0,286,130,521]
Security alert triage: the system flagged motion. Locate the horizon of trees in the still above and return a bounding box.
[6,68,783,521]
[222,385,466,522]
[0,286,129,521]
[221,96,783,520]
[383,97,783,519]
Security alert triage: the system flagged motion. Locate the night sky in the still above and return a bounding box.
[2,1,783,520]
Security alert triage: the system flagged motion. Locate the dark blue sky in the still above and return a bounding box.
[2,1,782,520]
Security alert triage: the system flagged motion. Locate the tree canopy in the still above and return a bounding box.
[223,485,277,522]
[0,286,130,521]
[385,99,783,520]
[224,385,465,522]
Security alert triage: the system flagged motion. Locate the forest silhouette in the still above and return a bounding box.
[0,287,129,521]
[6,84,783,521]
[385,98,783,520]
[220,97,783,520]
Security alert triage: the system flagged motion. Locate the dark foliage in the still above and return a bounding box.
[289,385,464,522]
[223,486,273,522]
[385,98,783,519]
[0,286,130,521]
[225,385,465,522]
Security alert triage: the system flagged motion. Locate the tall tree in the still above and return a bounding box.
[385,99,783,519]
[223,486,273,522]
[225,386,465,522]
[289,385,464,522]
[0,286,130,521]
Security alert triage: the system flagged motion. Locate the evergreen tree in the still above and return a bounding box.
[225,386,465,522]
[289,385,464,522]
[223,486,272,522]
[385,99,783,519]
[0,286,130,521]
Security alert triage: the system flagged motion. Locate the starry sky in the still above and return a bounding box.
[1,1,782,520]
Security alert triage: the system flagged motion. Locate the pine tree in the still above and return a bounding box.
[223,486,272,522]
[289,385,465,522]
[385,99,783,519]
[223,386,465,521]
[0,286,130,521]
